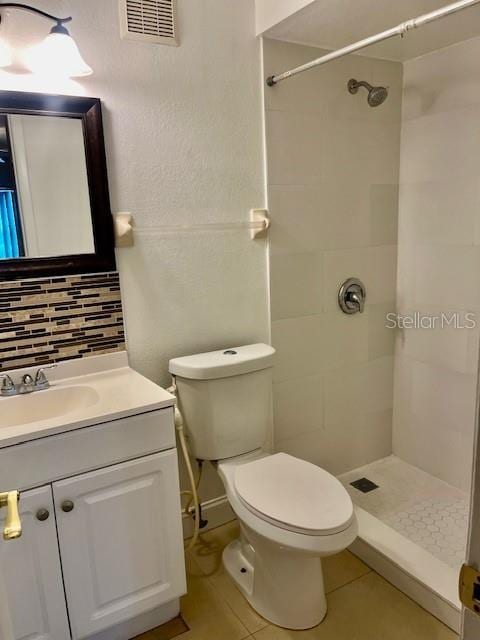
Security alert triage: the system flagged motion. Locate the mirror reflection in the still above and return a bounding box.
[0,114,94,260]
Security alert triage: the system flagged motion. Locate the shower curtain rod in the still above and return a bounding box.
[266,0,480,86]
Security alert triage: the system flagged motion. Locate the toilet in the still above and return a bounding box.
[169,343,357,630]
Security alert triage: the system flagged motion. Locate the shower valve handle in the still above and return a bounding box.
[338,278,366,315]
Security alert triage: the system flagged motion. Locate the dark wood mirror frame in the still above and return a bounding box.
[0,90,115,280]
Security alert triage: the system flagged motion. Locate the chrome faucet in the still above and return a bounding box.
[0,374,16,397]
[34,364,57,390]
[0,364,58,397]
[19,374,35,394]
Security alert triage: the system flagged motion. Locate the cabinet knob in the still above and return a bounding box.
[61,500,74,513]
[36,508,49,522]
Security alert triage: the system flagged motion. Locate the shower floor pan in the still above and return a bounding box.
[339,456,468,633]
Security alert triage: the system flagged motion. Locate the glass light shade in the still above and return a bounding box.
[23,32,92,78]
[0,38,13,68]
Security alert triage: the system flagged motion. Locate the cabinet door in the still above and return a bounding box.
[0,486,70,640]
[53,451,186,640]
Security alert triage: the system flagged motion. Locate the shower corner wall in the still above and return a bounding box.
[391,36,480,497]
[263,33,480,633]
[262,36,402,476]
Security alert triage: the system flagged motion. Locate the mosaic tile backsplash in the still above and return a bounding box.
[0,272,125,371]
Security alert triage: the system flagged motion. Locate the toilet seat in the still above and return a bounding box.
[234,453,354,536]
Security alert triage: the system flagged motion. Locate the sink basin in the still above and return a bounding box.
[0,361,176,448]
[1,385,100,429]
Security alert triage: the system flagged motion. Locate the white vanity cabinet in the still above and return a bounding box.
[54,452,185,640]
[0,486,71,640]
[0,407,186,640]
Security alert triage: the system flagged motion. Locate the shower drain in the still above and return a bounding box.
[350,477,379,493]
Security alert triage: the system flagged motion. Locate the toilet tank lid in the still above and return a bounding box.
[169,343,275,380]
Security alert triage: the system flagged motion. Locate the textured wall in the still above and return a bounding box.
[255,0,315,34]
[392,37,480,492]
[0,0,269,509]
[263,38,402,475]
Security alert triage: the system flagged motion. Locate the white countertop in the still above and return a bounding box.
[0,353,175,448]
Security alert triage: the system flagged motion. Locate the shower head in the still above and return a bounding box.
[348,78,389,107]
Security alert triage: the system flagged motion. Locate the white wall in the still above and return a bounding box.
[9,114,93,257]
[392,37,480,492]
[263,38,402,475]
[255,0,316,35]
[0,0,269,511]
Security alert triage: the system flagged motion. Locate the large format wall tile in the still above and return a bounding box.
[264,37,402,475]
[323,357,393,426]
[393,37,480,491]
[398,179,479,247]
[322,245,397,311]
[265,109,325,186]
[275,409,392,476]
[273,374,323,441]
[271,315,324,383]
[413,245,480,310]
[393,358,474,490]
[270,251,322,320]
[367,303,396,359]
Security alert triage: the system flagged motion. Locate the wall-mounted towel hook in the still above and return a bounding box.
[250,209,270,240]
[113,212,134,247]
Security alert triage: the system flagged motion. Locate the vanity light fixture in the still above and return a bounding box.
[0,2,92,77]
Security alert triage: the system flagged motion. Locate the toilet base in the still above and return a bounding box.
[223,527,327,630]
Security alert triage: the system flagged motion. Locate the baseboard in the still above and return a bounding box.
[182,494,235,538]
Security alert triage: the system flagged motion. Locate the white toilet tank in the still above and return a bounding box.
[169,344,275,461]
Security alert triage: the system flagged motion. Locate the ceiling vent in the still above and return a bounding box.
[119,0,179,46]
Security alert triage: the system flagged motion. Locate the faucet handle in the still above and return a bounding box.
[34,364,57,389]
[348,290,365,314]
[0,374,16,397]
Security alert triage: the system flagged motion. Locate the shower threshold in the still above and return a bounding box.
[339,456,468,633]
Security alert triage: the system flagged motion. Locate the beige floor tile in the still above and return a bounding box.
[180,552,251,640]
[188,522,369,625]
[252,572,457,640]
[132,616,188,639]
[323,550,371,593]
[187,522,269,634]
[188,520,240,576]
[209,563,268,634]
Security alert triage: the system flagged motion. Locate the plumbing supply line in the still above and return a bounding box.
[182,460,203,520]
[266,0,480,86]
[168,378,201,551]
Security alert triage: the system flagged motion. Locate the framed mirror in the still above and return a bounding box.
[0,90,115,280]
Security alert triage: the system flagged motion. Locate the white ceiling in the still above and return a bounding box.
[262,0,480,61]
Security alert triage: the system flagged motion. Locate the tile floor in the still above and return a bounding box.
[340,456,469,569]
[174,519,458,639]
[135,616,188,640]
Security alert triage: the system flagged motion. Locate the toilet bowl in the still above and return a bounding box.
[168,344,357,629]
[217,450,357,629]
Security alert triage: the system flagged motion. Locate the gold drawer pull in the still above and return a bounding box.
[0,491,21,540]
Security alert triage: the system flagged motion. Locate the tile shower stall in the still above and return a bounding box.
[263,35,480,631]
